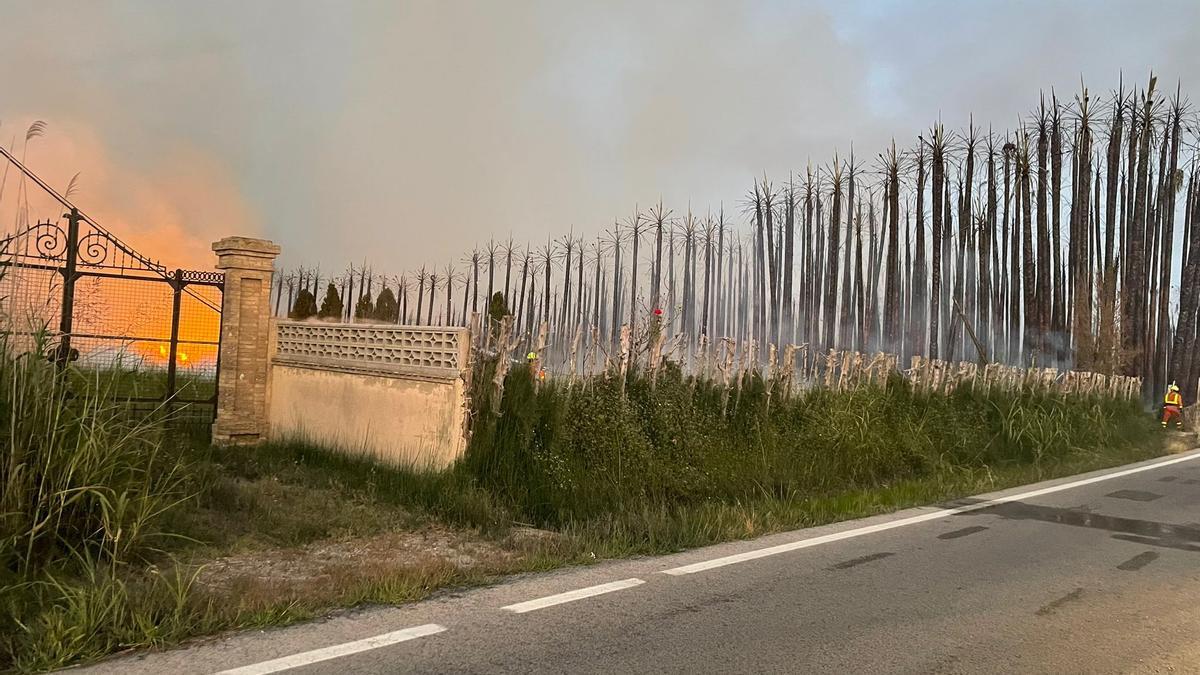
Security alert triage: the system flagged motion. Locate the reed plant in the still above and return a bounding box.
[0,330,194,669]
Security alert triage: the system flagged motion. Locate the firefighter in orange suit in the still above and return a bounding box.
[1163,383,1185,429]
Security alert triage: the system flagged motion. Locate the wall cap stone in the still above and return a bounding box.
[213,236,281,259]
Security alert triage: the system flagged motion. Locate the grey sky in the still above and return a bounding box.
[2,0,1197,271]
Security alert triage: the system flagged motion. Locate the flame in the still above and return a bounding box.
[154,343,193,365]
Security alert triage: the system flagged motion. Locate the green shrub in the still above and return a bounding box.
[354,293,374,321]
[463,357,1155,526]
[289,288,317,320]
[373,287,399,322]
[317,283,343,320]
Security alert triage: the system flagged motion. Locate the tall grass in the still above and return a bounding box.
[0,331,186,575]
[0,331,193,669]
[465,360,1157,526]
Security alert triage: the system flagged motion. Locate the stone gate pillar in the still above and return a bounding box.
[211,236,281,445]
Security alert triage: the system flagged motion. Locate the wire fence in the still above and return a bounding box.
[0,155,225,429]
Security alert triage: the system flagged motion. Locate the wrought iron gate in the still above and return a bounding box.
[0,151,223,426]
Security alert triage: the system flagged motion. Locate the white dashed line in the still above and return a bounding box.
[502,578,646,613]
[214,624,446,675]
[209,451,1199,673]
[662,450,1200,576]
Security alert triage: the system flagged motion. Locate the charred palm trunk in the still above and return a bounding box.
[1099,88,1123,371]
[518,253,531,333]
[903,204,914,359]
[610,229,623,345]
[560,237,573,336]
[948,179,966,361]
[962,127,978,358]
[702,219,714,338]
[867,195,884,350]
[825,163,843,350]
[1154,98,1182,394]
[929,129,945,358]
[716,212,726,338]
[485,241,497,317]
[652,202,665,312]
[1124,76,1156,380]
[803,171,816,342]
[576,247,585,328]
[1072,95,1095,370]
[503,240,514,308]
[682,215,695,344]
[628,211,643,347]
[427,273,437,325]
[1145,115,1168,389]
[591,240,602,333]
[980,137,996,359]
[783,180,796,343]
[1176,180,1200,401]
[470,252,481,317]
[668,224,677,334]
[841,159,857,350]
[1009,144,1023,363]
[911,146,928,357]
[1002,140,1015,362]
[460,271,469,323]
[415,270,426,327]
[853,201,865,350]
[814,192,825,344]
[1121,95,1138,301]
[753,187,766,347]
[1050,100,1065,345]
[1035,102,1052,355]
[884,149,902,348]
[762,179,779,346]
[1019,136,1036,364]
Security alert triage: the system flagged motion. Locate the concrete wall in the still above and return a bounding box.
[266,321,471,470]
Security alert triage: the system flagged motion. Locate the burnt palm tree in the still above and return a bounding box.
[927,126,947,358]
[882,142,902,347]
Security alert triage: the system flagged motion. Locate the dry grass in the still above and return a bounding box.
[156,442,572,620]
[4,437,570,672]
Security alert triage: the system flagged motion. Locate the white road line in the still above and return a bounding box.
[213,624,446,675]
[662,450,1200,576]
[502,578,646,613]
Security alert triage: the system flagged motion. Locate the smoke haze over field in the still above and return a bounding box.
[2,0,1198,270]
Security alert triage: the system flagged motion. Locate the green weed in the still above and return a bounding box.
[464,361,1157,528]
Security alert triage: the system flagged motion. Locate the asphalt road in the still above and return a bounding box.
[80,449,1200,675]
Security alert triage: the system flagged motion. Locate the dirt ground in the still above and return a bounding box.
[192,525,563,601]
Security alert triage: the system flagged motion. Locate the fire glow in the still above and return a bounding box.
[65,276,221,369]
[157,344,190,364]
[0,249,222,371]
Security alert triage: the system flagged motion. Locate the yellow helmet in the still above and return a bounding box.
[527,351,538,361]
[1170,383,1180,392]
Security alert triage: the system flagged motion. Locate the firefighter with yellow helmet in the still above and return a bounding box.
[527,351,546,382]
[1163,383,1185,430]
